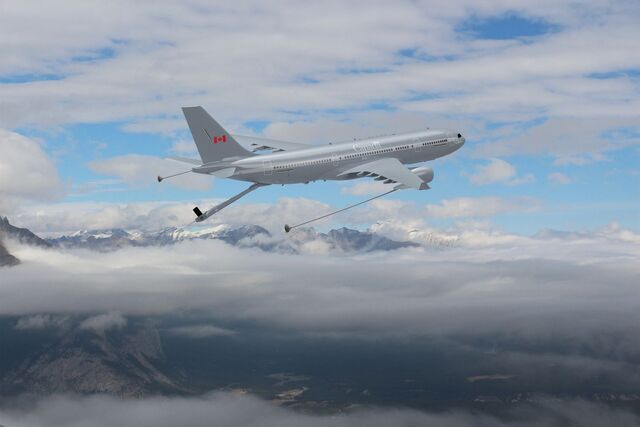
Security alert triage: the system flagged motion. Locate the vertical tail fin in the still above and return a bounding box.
[182,106,254,163]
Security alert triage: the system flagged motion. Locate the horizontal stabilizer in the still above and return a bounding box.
[165,156,202,165]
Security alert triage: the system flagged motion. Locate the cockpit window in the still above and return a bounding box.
[457,133,462,138]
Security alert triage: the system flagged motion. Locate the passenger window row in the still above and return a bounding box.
[273,138,447,170]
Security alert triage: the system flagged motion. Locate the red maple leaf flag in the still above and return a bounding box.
[213,135,227,144]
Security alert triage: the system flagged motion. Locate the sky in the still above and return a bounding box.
[1,3,640,424]
[0,0,639,236]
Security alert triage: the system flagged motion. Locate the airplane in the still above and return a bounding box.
[159,106,465,230]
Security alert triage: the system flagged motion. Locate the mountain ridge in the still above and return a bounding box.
[46,224,422,254]
[0,216,51,248]
[0,216,434,255]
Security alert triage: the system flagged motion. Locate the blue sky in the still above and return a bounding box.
[0,1,638,235]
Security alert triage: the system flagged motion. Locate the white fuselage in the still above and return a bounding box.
[220,128,464,185]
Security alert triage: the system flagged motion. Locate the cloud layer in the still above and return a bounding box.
[0,1,638,164]
[8,192,543,236]
[1,393,638,427]
[3,223,638,343]
[89,155,213,191]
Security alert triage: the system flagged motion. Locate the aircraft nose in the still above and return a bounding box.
[457,133,465,145]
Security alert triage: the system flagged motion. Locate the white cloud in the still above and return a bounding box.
[8,197,335,236]
[425,196,538,218]
[88,155,212,191]
[8,193,539,237]
[170,139,199,157]
[468,158,514,184]
[600,222,640,244]
[476,118,640,162]
[468,158,534,186]
[15,314,69,330]
[0,1,637,166]
[0,129,64,212]
[341,181,389,196]
[548,172,572,184]
[9,201,196,235]
[79,312,127,333]
[294,238,334,255]
[0,388,639,427]
[2,221,638,340]
[3,219,640,414]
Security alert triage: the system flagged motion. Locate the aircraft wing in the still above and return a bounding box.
[339,157,427,190]
[233,135,311,152]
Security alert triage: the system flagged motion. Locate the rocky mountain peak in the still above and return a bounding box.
[0,216,51,248]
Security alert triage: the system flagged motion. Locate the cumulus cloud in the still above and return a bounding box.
[0,1,637,164]
[468,158,534,186]
[598,222,640,244]
[424,196,538,218]
[0,129,64,212]
[469,158,517,185]
[88,155,212,191]
[0,392,638,427]
[79,312,127,333]
[0,193,556,240]
[8,197,333,235]
[9,201,193,235]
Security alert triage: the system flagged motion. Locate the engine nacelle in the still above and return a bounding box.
[410,166,434,183]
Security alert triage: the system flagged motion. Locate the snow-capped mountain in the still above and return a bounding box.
[0,215,450,255]
[46,224,422,254]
